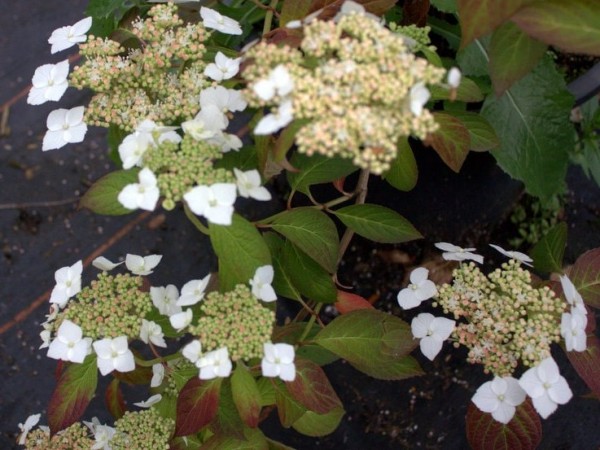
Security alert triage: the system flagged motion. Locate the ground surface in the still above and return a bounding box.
[1,2,600,449]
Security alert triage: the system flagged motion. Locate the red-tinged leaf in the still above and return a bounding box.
[335,290,375,314]
[285,358,342,414]
[427,112,471,172]
[113,364,152,385]
[489,22,547,96]
[445,111,500,152]
[511,0,600,56]
[274,380,306,427]
[280,0,313,26]
[457,0,532,49]
[307,0,397,19]
[264,27,304,48]
[466,398,542,450]
[54,360,64,380]
[212,379,244,438]
[105,378,125,420]
[402,0,430,27]
[566,335,600,398]
[332,176,346,194]
[175,377,222,436]
[568,248,600,309]
[48,355,98,433]
[231,364,262,428]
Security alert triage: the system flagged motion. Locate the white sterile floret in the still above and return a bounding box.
[489,244,533,266]
[182,105,228,141]
[92,256,124,271]
[254,99,294,135]
[139,319,166,347]
[42,106,88,151]
[118,130,154,170]
[200,86,247,113]
[408,82,430,117]
[560,310,587,352]
[118,167,160,211]
[447,67,462,89]
[559,275,586,315]
[50,260,83,308]
[519,357,573,418]
[18,414,41,446]
[472,377,526,424]
[137,119,182,145]
[197,347,232,379]
[261,342,296,381]
[84,417,116,450]
[28,60,70,105]
[200,7,242,35]
[234,168,272,201]
[204,51,242,81]
[151,363,165,388]
[253,65,294,101]
[182,340,203,364]
[212,131,243,153]
[134,394,162,408]
[434,242,484,264]
[170,309,193,332]
[151,285,181,316]
[40,328,51,349]
[177,275,211,307]
[93,336,136,376]
[184,183,237,226]
[397,267,437,310]
[47,319,92,363]
[125,253,162,276]
[48,17,92,53]
[250,265,277,302]
[411,313,455,361]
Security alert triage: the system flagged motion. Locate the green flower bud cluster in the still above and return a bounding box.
[435,260,565,376]
[111,410,174,450]
[189,284,275,361]
[243,12,445,174]
[57,272,152,340]
[70,3,211,131]
[389,23,434,50]
[24,422,93,450]
[143,134,234,210]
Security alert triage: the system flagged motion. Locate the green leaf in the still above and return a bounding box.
[285,358,342,414]
[256,378,276,407]
[489,22,547,96]
[569,248,600,309]
[231,364,262,428]
[210,214,272,291]
[332,204,422,244]
[314,309,423,380]
[201,428,269,450]
[270,207,339,273]
[264,233,303,300]
[296,344,339,366]
[530,222,567,273]
[215,145,259,172]
[144,308,179,338]
[280,0,313,25]
[105,378,125,420]
[175,377,222,436]
[287,153,357,195]
[212,380,244,438]
[80,169,140,215]
[431,0,457,13]
[429,77,484,102]
[457,37,491,77]
[382,138,418,191]
[565,335,600,398]
[466,399,542,450]
[445,111,500,151]
[274,381,306,427]
[512,0,600,56]
[482,56,574,202]
[48,355,98,433]
[292,406,345,437]
[428,112,471,172]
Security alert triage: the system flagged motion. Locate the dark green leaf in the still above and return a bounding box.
[430,0,457,13]
[231,364,262,428]
[80,169,140,215]
[292,406,345,437]
[280,0,313,25]
[287,153,357,195]
[382,138,418,191]
[446,111,500,151]
[105,378,125,420]
[429,77,484,102]
[530,222,567,273]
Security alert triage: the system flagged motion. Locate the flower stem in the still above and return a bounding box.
[262,0,280,35]
[337,169,370,266]
[183,203,210,235]
[135,352,180,368]
[298,303,323,342]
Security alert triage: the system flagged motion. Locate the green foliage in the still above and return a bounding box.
[80,169,140,215]
[445,111,499,151]
[530,222,567,273]
[175,377,222,437]
[428,112,471,172]
[382,138,418,191]
[231,365,262,428]
[569,248,600,309]
[287,153,357,196]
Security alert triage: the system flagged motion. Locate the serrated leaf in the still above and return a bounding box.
[48,355,98,433]
[446,111,500,151]
[429,77,484,102]
[482,56,574,202]
[428,112,471,172]
[291,406,345,437]
[285,358,342,414]
[80,169,140,215]
[210,214,272,291]
[105,378,125,420]
[270,207,339,273]
[335,290,375,314]
[175,377,222,436]
[530,222,567,273]
[466,399,542,450]
[489,22,547,96]
[231,364,262,428]
[332,204,422,244]
[512,0,600,56]
[382,138,417,191]
[287,153,357,195]
[569,248,600,309]
[566,335,600,398]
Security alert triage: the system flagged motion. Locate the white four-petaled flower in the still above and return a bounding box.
[489,244,533,266]
[204,51,241,81]
[42,106,88,151]
[518,357,573,419]
[48,17,92,54]
[200,86,247,114]
[434,242,484,264]
[93,336,136,376]
[397,267,437,310]
[560,310,587,352]
[559,275,586,315]
[177,275,211,307]
[254,99,294,135]
[50,260,83,308]
[197,347,233,379]
[139,319,166,347]
[411,313,455,361]
[18,414,41,446]
[253,65,294,101]
[250,265,277,302]
[200,7,242,35]
[118,168,160,211]
[261,342,296,381]
[182,339,203,364]
[472,377,526,424]
[125,253,162,275]
[151,285,182,317]
[234,168,272,201]
[184,183,237,226]
[28,60,70,105]
[47,319,92,363]
[182,105,228,141]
